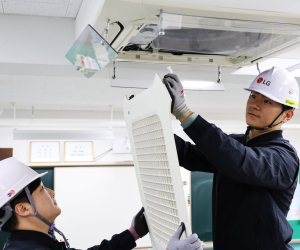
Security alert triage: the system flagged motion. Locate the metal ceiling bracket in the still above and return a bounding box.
[158,10,165,36]
[217,66,221,83]
[112,61,116,79]
[101,19,110,45]
[256,63,261,74]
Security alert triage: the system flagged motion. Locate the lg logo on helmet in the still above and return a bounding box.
[257,77,271,86]
[7,190,15,197]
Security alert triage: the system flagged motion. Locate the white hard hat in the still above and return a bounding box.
[244,66,299,109]
[0,157,47,210]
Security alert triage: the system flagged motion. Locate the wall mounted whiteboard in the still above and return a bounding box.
[124,74,192,250]
[64,141,93,162]
[30,141,60,163]
[54,166,151,249]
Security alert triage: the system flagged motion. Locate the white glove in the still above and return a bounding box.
[166,223,202,250]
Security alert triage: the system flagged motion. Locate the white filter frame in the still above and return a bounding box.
[124,74,192,250]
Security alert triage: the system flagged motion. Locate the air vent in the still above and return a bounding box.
[188,58,192,62]
[152,12,300,59]
[159,56,163,60]
[136,55,141,59]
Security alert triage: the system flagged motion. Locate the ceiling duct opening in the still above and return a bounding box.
[122,12,300,65]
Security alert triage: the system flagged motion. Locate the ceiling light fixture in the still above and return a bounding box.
[13,130,114,140]
[13,105,114,140]
[182,66,225,91]
[232,58,300,75]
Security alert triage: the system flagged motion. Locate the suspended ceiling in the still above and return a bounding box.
[0,0,83,18]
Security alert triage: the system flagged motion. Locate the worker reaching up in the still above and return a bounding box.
[163,66,300,250]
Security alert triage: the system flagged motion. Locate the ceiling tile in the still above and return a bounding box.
[0,83,14,92]
[3,0,68,17]
[0,1,3,13]
[66,0,82,18]
[0,75,12,84]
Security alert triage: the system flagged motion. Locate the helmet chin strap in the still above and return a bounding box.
[249,105,286,131]
[23,186,70,248]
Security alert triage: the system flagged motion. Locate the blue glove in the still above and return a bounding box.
[163,74,190,119]
[166,223,202,250]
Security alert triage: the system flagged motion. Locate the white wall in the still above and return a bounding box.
[0,15,75,65]
[0,127,14,148]
[2,122,299,164]
[13,137,133,164]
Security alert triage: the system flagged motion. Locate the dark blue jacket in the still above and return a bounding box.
[3,230,136,250]
[175,115,299,250]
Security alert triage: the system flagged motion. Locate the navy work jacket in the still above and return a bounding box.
[3,230,136,250]
[175,115,299,250]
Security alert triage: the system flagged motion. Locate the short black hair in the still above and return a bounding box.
[0,177,42,232]
[283,105,295,111]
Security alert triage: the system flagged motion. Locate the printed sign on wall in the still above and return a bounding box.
[64,141,93,162]
[30,141,60,163]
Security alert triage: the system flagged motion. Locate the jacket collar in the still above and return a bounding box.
[9,230,67,250]
[243,126,283,146]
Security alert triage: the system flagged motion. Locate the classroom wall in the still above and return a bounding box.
[1,112,300,249]
[1,115,300,163]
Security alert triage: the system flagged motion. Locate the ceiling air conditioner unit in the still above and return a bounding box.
[92,0,300,69]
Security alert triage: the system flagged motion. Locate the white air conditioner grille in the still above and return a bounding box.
[132,114,180,246]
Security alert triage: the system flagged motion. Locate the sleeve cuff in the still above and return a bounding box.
[181,112,198,129]
[184,115,211,139]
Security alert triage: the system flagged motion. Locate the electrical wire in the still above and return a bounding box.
[93,148,113,162]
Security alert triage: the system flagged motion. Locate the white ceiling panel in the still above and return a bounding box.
[0,1,3,13]
[0,75,12,84]
[66,0,82,18]
[2,0,83,18]
[0,83,14,92]
[3,0,67,17]
[153,0,300,15]
[0,63,298,113]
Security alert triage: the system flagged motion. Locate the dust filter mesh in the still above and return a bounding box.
[132,114,180,246]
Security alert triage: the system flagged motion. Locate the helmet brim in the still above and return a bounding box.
[244,88,299,109]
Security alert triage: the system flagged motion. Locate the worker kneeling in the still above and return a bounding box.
[0,158,201,250]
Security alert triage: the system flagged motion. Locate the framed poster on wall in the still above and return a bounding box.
[30,141,60,163]
[64,141,93,162]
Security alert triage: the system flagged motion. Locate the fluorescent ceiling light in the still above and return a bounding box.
[232,58,300,75]
[13,130,114,140]
[182,81,225,91]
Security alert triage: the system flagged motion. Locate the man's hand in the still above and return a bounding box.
[166,223,202,250]
[163,74,191,120]
[129,207,149,241]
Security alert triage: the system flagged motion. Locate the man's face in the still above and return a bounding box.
[246,91,283,128]
[31,181,61,223]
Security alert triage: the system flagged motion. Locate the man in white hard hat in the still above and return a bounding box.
[163,66,300,250]
[0,157,201,250]
[0,157,150,250]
